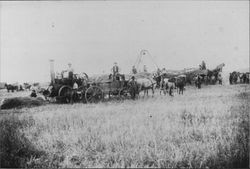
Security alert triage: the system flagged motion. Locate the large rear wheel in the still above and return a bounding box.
[58,85,72,103]
[85,86,103,103]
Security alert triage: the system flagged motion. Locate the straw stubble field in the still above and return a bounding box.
[0,84,249,168]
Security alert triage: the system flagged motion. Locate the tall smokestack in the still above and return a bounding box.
[49,59,55,84]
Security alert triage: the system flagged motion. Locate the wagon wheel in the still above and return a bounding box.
[85,86,103,103]
[118,88,131,100]
[58,85,72,103]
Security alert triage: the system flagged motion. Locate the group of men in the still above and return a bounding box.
[56,62,150,85]
[131,65,148,74]
[113,62,148,76]
[53,62,136,86]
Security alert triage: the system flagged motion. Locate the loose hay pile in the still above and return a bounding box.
[0,97,46,110]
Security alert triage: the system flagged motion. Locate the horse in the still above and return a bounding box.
[160,77,175,96]
[136,78,155,97]
[18,85,24,91]
[23,83,32,90]
[230,71,240,84]
[239,73,248,84]
[127,79,140,100]
[5,84,19,92]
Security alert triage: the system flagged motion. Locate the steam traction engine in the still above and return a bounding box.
[44,60,89,103]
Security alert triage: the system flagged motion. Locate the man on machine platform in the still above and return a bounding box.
[111,62,120,80]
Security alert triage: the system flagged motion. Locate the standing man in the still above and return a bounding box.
[67,63,74,86]
[62,63,74,86]
[229,73,233,85]
[199,61,206,70]
[197,75,202,89]
[67,63,74,79]
[132,66,137,74]
[143,65,148,73]
[70,80,79,104]
[111,62,120,80]
[129,76,138,100]
[156,68,161,76]
[161,68,167,75]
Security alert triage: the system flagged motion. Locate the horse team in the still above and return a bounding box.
[229,72,250,85]
[135,75,186,98]
[3,83,38,92]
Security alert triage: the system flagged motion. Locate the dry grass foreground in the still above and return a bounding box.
[0,84,249,168]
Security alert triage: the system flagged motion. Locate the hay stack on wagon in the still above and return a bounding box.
[88,74,112,83]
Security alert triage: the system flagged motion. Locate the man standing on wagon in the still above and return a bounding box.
[111,62,120,80]
[67,63,74,79]
[199,60,206,70]
[132,65,137,74]
[143,65,148,73]
[61,63,74,86]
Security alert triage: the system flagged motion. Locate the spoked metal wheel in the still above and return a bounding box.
[85,86,103,103]
[58,85,72,103]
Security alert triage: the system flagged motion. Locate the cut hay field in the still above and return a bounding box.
[0,84,249,168]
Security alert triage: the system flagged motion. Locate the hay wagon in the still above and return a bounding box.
[84,74,132,103]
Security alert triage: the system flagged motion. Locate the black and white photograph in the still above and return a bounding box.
[0,1,249,168]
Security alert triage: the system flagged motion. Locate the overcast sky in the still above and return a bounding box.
[0,1,249,83]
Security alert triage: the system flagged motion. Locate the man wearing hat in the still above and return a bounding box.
[129,76,138,100]
[61,63,74,86]
[143,65,148,73]
[199,60,206,70]
[67,63,74,79]
[132,66,137,74]
[111,62,120,80]
[66,63,74,86]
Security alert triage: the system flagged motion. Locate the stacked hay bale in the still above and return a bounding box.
[0,97,46,110]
